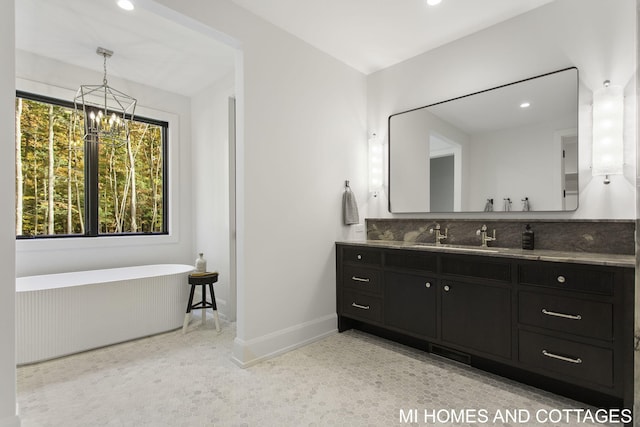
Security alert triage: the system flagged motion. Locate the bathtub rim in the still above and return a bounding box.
[16,263,195,292]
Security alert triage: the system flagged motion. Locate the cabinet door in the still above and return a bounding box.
[385,272,437,338]
[441,280,511,359]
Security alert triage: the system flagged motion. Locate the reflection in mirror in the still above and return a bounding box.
[388,67,578,213]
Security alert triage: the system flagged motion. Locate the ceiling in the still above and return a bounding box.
[15,0,237,96]
[15,0,556,96]
[232,0,555,74]
[426,68,577,135]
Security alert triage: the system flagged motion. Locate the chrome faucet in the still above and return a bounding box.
[429,224,448,246]
[476,224,496,247]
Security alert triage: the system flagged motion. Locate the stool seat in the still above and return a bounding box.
[183,272,220,333]
[189,272,218,285]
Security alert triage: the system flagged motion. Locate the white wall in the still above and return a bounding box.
[0,3,18,426]
[155,0,368,365]
[191,73,234,320]
[466,115,575,212]
[389,107,470,213]
[15,51,194,277]
[368,0,637,220]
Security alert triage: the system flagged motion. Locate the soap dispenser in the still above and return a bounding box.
[522,224,535,250]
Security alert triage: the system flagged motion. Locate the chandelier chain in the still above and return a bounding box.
[103,53,108,86]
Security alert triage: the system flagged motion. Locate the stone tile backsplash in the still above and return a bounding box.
[366,218,635,255]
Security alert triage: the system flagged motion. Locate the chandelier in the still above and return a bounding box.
[74,47,137,145]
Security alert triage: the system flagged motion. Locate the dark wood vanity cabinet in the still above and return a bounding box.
[336,243,634,410]
[440,279,512,359]
[383,249,438,339]
[384,271,437,338]
[338,248,383,325]
[439,254,513,359]
[514,259,634,404]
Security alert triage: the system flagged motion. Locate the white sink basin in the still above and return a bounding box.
[410,244,500,253]
[440,246,500,253]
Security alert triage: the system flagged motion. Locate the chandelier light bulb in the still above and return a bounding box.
[427,0,442,5]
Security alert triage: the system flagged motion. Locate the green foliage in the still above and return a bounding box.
[16,97,164,237]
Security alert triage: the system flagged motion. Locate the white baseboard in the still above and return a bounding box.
[231,313,337,368]
[0,415,21,427]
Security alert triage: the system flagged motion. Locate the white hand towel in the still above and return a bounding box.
[343,187,359,225]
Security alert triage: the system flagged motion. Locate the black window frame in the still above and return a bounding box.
[16,90,169,239]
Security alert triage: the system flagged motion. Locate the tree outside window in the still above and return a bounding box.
[15,92,167,238]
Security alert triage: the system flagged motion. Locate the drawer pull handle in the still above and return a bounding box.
[351,276,370,283]
[352,303,370,310]
[557,275,566,283]
[542,308,582,320]
[542,349,582,364]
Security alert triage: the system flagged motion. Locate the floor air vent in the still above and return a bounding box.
[430,344,471,365]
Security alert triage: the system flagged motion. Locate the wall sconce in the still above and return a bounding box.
[592,80,624,184]
[368,132,384,197]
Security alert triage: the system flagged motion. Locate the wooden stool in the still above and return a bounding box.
[183,272,220,333]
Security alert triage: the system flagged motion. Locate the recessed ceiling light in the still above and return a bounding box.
[520,102,531,108]
[426,0,442,5]
[117,0,134,11]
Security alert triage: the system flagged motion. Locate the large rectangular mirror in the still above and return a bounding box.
[388,67,578,213]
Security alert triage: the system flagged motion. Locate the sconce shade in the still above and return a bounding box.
[592,83,624,177]
[368,133,384,194]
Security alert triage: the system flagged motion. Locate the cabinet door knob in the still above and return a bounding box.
[557,275,566,283]
[444,285,450,292]
[425,282,431,288]
[357,254,362,260]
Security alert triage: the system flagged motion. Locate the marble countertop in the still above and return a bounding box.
[336,240,635,268]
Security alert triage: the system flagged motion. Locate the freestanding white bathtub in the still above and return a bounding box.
[16,264,194,364]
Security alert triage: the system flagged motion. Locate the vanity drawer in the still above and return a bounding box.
[341,289,383,323]
[518,263,613,295]
[518,330,613,388]
[441,255,511,283]
[518,291,613,340]
[342,266,382,294]
[385,250,437,273]
[342,247,382,266]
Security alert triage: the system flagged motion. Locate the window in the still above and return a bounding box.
[15,91,168,238]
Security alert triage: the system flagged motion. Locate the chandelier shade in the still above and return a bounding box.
[74,47,137,145]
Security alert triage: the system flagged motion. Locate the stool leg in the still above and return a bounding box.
[182,313,191,334]
[209,283,220,332]
[201,284,207,326]
[183,283,197,334]
[213,311,220,332]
